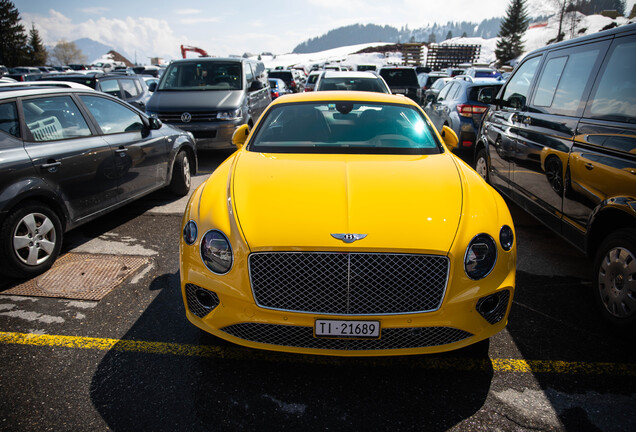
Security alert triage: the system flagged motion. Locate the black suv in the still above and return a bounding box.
[476,23,636,326]
[38,73,152,111]
[378,67,421,104]
[268,70,302,93]
[0,87,197,279]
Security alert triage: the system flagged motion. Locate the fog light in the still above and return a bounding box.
[185,283,220,318]
[476,290,510,324]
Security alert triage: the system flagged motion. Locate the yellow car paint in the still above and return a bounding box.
[180,91,516,356]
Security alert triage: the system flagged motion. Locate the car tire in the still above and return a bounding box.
[0,202,63,279]
[475,148,489,182]
[592,229,636,327]
[544,155,563,195]
[169,150,191,196]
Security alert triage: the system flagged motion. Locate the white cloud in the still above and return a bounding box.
[22,10,189,63]
[178,17,221,24]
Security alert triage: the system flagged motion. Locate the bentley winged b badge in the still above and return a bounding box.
[331,233,368,243]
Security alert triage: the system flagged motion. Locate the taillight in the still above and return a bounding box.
[272,91,279,98]
[457,104,488,117]
[304,87,313,92]
[291,80,296,89]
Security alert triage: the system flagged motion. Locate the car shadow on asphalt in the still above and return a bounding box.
[89,270,494,431]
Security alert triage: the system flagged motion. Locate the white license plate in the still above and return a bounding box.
[315,319,381,339]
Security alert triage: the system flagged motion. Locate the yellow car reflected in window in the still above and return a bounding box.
[179,91,516,356]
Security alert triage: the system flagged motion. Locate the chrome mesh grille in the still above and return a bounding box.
[221,323,473,351]
[249,252,449,315]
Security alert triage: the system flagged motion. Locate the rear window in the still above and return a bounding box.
[249,101,441,155]
[318,77,388,93]
[379,69,418,87]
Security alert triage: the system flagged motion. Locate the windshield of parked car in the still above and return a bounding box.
[249,102,442,154]
[317,78,388,93]
[158,61,242,91]
[379,69,418,86]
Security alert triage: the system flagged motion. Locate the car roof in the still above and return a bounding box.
[321,71,379,79]
[170,57,244,64]
[0,87,100,98]
[0,81,94,90]
[269,90,418,106]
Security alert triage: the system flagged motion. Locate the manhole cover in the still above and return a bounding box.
[0,253,150,301]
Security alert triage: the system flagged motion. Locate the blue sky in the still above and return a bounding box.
[14,0,636,64]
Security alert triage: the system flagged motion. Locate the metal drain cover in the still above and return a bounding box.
[0,253,150,301]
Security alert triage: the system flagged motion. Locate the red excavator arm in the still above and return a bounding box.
[180,45,209,59]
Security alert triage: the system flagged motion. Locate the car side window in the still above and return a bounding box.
[79,95,144,134]
[22,96,92,142]
[0,102,20,138]
[501,56,541,109]
[99,79,122,98]
[245,63,254,83]
[437,82,453,101]
[120,79,140,99]
[449,83,463,100]
[531,44,602,116]
[585,36,636,124]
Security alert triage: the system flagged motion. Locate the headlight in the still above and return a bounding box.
[499,225,514,251]
[217,108,242,120]
[464,233,497,280]
[200,230,233,274]
[183,220,198,245]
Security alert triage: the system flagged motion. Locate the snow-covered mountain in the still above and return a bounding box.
[257,12,633,70]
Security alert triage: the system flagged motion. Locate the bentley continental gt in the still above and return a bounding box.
[180,91,516,356]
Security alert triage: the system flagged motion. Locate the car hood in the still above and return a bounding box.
[147,89,244,112]
[232,151,463,253]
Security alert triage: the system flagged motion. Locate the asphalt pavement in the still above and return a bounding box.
[0,149,634,431]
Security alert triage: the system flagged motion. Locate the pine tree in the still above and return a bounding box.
[27,23,47,66]
[495,0,530,65]
[0,0,28,67]
[446,30,453,40]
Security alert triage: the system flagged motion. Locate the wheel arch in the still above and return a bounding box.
[586,202,636,258]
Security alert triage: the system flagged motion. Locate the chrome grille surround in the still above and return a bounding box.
[249,252,450,315]
[221,323,473,351]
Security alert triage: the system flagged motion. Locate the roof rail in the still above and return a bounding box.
[457,75,474,82]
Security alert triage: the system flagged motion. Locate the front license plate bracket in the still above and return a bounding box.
[314,319,381,339]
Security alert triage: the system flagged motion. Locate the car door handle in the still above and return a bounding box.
[522,117,531,125]
[40,161,61,172]
[115,148,128,158]
[585,163,594,170]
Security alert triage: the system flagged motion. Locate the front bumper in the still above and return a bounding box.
[180,260,515,357]
[166,119,243,150]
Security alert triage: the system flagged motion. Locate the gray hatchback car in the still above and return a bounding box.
[0,87,197,278]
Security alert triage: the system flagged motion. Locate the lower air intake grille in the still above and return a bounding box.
[249,252,449,315]
[185,283,220,318]
[221,323,473,351]
[476,289,510,324]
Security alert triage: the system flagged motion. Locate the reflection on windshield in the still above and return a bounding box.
[249,102,442,155]
[158,61,242,91]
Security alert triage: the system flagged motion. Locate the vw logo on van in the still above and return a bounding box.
[181,112,192,123]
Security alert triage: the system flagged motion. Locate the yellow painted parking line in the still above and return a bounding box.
[1,331,634,376]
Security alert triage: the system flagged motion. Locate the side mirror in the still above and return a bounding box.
[232,124,250,149]
[149,116,162,130]
[477,87,495,104]
[148,82,157,92]
[441,125,459,151]
[426,94,436,104]
[249,80,264,91]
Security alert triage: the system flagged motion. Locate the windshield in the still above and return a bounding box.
[249,102,441,155]
[380,69,418,86]
[158,61,242,91]
[318,78,388,93]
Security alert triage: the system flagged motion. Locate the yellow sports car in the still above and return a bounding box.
[180,91,516,356]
